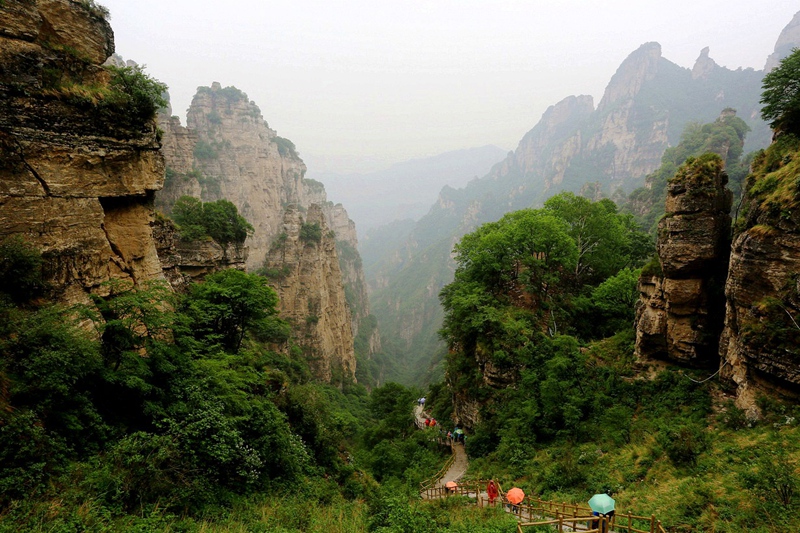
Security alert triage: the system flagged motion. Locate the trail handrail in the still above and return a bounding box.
[412,409,667,532]
[419,440,456,494]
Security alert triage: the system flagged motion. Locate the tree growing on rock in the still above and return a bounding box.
[761,48,800,136]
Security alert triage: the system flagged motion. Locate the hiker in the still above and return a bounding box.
[487,480,498,505]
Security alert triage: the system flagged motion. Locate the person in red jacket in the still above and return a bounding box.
[487,479,499,505]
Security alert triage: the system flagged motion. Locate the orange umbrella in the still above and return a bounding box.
[445,481,458,489]
[506,487,525,505]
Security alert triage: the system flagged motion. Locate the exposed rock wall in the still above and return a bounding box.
[635,155,732,366]
[157,84,379,378]
[765,11,800,72]
[152,218,247,291]
[157,83,306,272]
[720,139,800,412]
[0,0,164,306]
[264,205,356,383]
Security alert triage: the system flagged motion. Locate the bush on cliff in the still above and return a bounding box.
[172,195,254,246]
[762,48,800,136]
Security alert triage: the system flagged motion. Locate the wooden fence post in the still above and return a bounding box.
[650,514,655,533]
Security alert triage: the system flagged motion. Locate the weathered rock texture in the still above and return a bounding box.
[720,138,800,412]
[367,39,771,388]
[635,155,732,366]
[765,10,800,72]
[0,0,164,306]
[157,84,376,381]
[152,217,247,291]
[264,205,356,383]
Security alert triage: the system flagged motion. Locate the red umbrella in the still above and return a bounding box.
[506,487,525,505]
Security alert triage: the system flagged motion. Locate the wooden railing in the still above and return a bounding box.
[500,496,666,533]
[418,442,456,495]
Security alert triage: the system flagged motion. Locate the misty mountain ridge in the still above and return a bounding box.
[306,145,507,231]
[365,21,800,384]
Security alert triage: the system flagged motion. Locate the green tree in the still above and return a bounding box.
[181,269,280,353]
[171,196,254,246]
[105,65,168,123]
[203,199,254,246]
[761,48,800,135]
[0,236,47,304]
[543,193,630,284]
[171,196,206,240]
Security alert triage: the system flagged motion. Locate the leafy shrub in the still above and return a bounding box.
[76,0,110,20]
[0,236,47,304]
[105,65,168,123]
[171,196,254,246]
[274,136,298,158]
[300,222,323,243]
[656,423,708,467]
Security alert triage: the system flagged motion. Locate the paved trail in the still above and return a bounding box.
[414,405,469,488]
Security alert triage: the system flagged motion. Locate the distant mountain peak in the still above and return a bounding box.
[597,42,662,112]
[692,46,719,80]
[765,10,800,72]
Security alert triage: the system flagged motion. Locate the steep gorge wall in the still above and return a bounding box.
[263,205,356,383]
[720,139,800,413]
[157,83,373,382]
[0,0,164,306]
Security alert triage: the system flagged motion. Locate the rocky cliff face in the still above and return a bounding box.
[0,0,164,306]
[765,10,800,72]
[720,137,800,413]
[158,83,307,272]
[152,217,247,291]
[157,84,376,381]
[635,155,732,366]
[263,205,356,383]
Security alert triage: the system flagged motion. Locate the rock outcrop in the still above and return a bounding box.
[635,154,732,366]
[263,205,356,383]
[720,137,800,412]
[157,84,376,381]
[152,217,247,291]
[765,10,800,72]
[0,0,164,307]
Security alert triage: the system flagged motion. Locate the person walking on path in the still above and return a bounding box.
[487,479,499,505]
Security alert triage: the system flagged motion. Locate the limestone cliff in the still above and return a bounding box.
[720,136,800,412]
[157,84,377,380]
[263,205,356,383]
[0,0,164,306]
[152,217,247,291]
[635,154,732,366]
[765,10,800,72]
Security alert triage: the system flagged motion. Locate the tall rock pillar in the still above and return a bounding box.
[635,154,732,366]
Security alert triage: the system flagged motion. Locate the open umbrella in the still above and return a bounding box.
[588,493,615,514]
[506,487,525,505]
[445,481,458,489]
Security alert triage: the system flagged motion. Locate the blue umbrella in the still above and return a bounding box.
[588,493,615,514]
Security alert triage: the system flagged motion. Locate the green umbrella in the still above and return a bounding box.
[588,493,615,514]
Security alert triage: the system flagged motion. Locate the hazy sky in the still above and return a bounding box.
[100,0,797,174]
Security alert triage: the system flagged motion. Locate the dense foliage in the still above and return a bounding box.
[761,48,800,135]
[440,192,651,357]
[0,239,455,531]
[623,110,750,232]
[171,195,254,246]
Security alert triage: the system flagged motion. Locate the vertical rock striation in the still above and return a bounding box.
[635,154,732,366]
[157,83,373,382]
[264,205,356,383]
[720,137,800,412]
[0,0,164,306]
